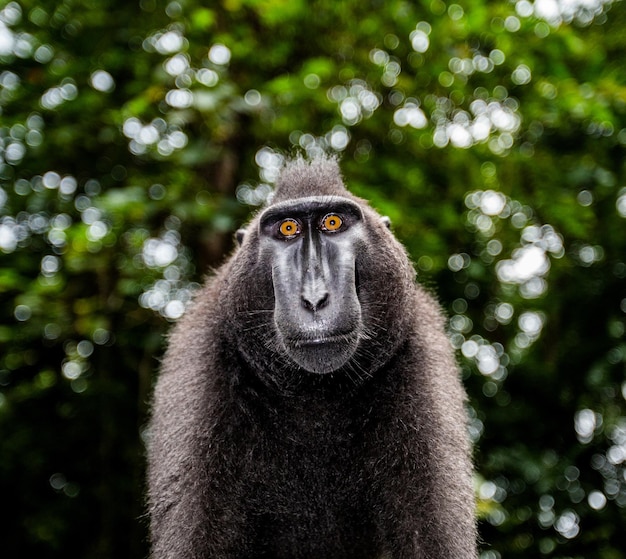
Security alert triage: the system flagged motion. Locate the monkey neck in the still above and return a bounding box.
[228,347,409,425]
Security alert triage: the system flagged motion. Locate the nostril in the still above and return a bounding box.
[302,291,329,312]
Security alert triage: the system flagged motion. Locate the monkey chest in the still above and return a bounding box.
[219,405,381,557]
[248,436,378,557]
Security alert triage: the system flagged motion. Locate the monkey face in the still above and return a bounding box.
[258,196,364,374]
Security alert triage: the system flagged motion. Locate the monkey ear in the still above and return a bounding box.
[236,228,246,245]
[381,216,391,229]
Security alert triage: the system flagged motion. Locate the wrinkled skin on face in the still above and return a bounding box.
[258,196,365,374]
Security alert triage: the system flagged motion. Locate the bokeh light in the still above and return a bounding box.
[1,0,625,557]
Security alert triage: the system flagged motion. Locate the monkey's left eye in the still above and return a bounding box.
[278,218,301,238]
[320,214,343,232]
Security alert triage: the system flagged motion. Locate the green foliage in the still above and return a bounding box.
[1,0,625,557]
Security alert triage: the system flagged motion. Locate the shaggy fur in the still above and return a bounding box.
[147,156,478,558]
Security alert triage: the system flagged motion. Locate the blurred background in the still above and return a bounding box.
[1,0,625,557]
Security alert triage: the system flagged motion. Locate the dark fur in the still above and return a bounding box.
[147,156,478,558]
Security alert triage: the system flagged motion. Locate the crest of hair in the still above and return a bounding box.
[271,154,348,203]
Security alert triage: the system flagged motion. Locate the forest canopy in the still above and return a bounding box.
[1,0,625,557]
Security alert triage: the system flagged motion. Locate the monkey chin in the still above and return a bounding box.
[281,333,360,374]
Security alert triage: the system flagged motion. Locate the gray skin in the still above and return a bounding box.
[147,156,478,559]
[260,196,364,374]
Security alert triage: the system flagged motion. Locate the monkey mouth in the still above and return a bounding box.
[292,332,355,348]
[280,330,359,374]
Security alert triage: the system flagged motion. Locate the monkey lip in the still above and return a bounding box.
[289,331,357,348]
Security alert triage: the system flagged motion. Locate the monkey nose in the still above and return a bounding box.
[301,282,329,312]
[301,291,329,312]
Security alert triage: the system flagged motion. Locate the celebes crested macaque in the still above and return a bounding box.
[147,156,478,559]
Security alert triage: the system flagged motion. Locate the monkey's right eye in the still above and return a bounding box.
[278,219,301,239]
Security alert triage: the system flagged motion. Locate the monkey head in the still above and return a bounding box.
[226,157,415,382]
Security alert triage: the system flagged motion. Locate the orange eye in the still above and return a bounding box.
[278,219,300,238]
[321,214,343,232]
